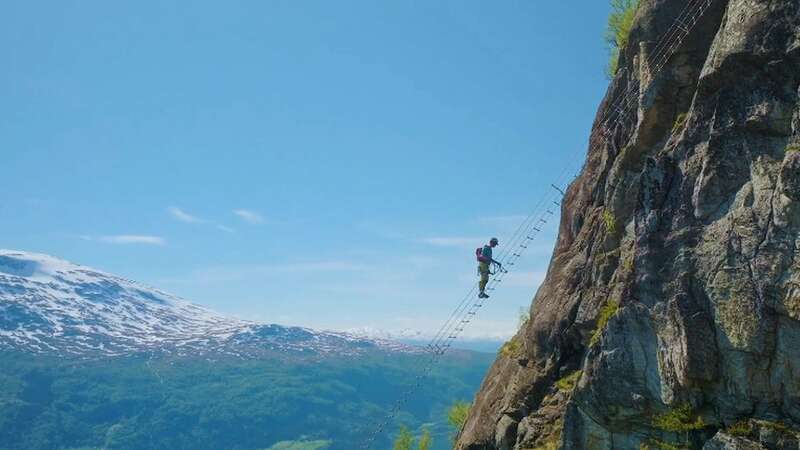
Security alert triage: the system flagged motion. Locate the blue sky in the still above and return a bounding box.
[2,1,612,341]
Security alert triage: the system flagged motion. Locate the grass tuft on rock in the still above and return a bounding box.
[757,419,791,434]
[531,441,559,450]
[605,0,641,78]
[623,254,635,273]
[785,143,800,153]
[528,419,563,450]
[603,209,617,234]
[555,370,583,392]
[672,113,688,134]
[499,338,523,359]
[726,420,752,436]
[589,300,620,347]
[447,401,471,431]
[652,404,705,432]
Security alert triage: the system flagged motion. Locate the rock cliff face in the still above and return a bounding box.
[455,1,800,449]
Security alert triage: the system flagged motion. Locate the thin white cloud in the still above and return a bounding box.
[216,224,236,233]
[168,206,238,234]
[233,209,266,225]
[91,235,167,246]
[168,206,205,224]
[417,237,484,248]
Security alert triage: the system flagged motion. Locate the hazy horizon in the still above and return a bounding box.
[3,1,613,340]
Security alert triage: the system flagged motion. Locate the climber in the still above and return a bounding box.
[476,237,502,299]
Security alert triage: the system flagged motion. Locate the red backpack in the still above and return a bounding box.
[475,247,488,262]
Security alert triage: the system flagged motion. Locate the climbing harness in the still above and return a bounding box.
[360,0,718,447]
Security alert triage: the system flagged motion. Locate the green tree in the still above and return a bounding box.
[418,429,432,450]
[393,426,414,450]
[447,401,471,431]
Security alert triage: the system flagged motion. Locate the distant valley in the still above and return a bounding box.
[0,250,494,450]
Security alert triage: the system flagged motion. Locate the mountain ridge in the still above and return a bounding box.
[0,249,494,450]
[0,249,417,358]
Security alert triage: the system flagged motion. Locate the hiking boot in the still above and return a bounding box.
[478,292,489,299]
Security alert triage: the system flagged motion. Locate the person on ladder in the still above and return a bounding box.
[477,237,502,299]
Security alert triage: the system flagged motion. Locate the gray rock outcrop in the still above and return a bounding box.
[455,1,800,449]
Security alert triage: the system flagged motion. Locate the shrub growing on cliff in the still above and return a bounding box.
[726,420,752,436]
[499,337,523,358]
[622,254,635,273]
[447,401,471,431]
[757,420,791,434]
[589,300,620,347]
[555,370,582,392]
[602,208,617,234]
[652,404,705,432]
[605,0,641,78]
[392,427,432,450]
[417,429,432,450]
[785,143,800,153]
[392,427,414,450]
[530,419,563,450]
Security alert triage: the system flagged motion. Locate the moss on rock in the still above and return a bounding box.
[499,337,523,359]
[590,300,620,347]
[555,370,583,392]
[652,404,705,432]
[725,420,753,437]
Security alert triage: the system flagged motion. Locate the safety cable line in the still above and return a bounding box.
[359,174,567,447]
[426,190,559,354]
[584,0,710,153]
[425,191,556,349]
[592,0,714,141]
[451,0,720,343]
[360,2,717,447]
[420,0,709,351]
[360,160,572,445]
[425,194,552,349]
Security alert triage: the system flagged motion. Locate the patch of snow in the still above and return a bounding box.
[0,250,417,358]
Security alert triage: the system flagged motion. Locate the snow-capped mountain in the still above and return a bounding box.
[0,250,415,357]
